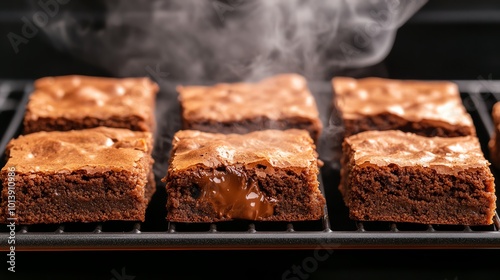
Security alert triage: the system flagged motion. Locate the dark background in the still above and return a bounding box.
[0,0,499,81]
[1,1,500,279]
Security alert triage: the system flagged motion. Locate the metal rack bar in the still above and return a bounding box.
[1,80,500,250]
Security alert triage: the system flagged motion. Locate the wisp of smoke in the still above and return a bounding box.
[38,0,426,82]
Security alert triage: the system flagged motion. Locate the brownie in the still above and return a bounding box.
[177,74,323,142]
[162,129,326,222]
[0,127,155,224]
[340,130,496,225]
[332,77,476,137]
[489,101,500,168]
[23,75,159,134]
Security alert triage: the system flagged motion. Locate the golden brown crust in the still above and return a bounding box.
[24,75,158,130]
[2,127,153,174]
[169,129,318,172]
[177,73,322,132]
[345,130,490,174]
[333,77,475,132]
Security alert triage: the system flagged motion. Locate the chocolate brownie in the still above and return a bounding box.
[332,77,475,137]
[489,101,500,168]
[340,130,496,225]
[177,74,323,141]
[23,75,159,134]
[162,129,325,222]
[0,127,155,224]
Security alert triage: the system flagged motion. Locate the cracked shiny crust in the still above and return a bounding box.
[3,126,153,173]
[169,129,319,171]
[343,130,489,174]
[177,74,322,139]
[24,75,158,133]
[332,77,475,137]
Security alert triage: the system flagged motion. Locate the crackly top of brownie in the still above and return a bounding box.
[169,129,318,171]
[177,73,321,122]
[2,127,152,173]
[345,130,489,174]
[332,77,473,126]
[26,75,159,120]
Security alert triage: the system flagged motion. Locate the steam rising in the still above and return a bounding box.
[39,0,426,82]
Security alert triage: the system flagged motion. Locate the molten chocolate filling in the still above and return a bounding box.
[195,167,275,220]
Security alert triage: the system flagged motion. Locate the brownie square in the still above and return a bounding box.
[23,75,159,134]
[162,129,326,222]
[0,127,155,224]
[177,74,323,142]
[489,101,500,167]
[340,130,496,225]
[332,77,476,137]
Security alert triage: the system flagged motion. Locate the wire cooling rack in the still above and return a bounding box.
[1,79,500,250]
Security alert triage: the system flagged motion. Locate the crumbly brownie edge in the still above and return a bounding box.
[164,165,325,223]
[339,138,355,206]
[23,113,154,134]
[183,117,322,143]
[342,113,475,138]
[345,164,496,225]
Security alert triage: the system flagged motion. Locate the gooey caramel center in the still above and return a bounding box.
[195,167,275,220]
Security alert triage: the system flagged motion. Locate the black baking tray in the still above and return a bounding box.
[1,79,500,251]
